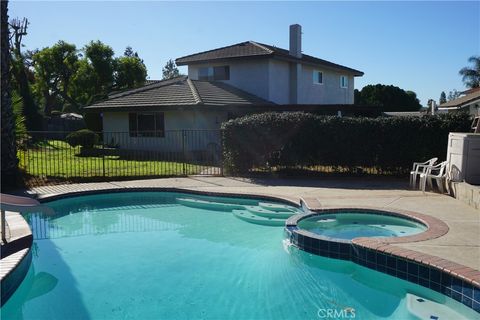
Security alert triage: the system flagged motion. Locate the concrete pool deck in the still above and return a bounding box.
[21,176,479,272]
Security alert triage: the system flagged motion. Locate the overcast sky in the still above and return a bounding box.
[9,1,480,105]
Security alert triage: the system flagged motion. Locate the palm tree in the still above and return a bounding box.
[1,0,19,188]
[459,56,480,88]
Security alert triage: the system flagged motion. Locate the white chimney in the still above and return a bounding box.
[289,24,302,58]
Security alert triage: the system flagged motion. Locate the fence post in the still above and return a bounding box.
[219,129,224,176]
[1,209,6,243]
[102,134,106,178]
[182,130,186,176]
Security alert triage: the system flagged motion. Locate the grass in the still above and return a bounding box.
[18,140,204,180]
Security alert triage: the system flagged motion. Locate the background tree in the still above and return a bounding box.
[115,56,147,89]
[447,89,462,101]
[354,84,422,111]
[162,59,180,80]
[459,56,480,88]
[124,46,139,58]
[2,0,19,187]
[84,40,115,100]
[439,91,447,105]
[32,41,80,114]
[9,17,43,130]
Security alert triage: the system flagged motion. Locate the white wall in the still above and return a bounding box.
[102,110,227,152]
[188,59,270,101]
[188,58,356,105]
[298,65,355,104]
[268,59,290,104]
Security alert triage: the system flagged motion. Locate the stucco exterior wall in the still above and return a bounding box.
[268,59,290,104]
[298,65,354,104]
[188,58,356,105]
[188,59,270,101]
[102,110,226,152]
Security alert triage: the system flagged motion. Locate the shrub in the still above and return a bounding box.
[66,129,99,149]
[222,112,472,175]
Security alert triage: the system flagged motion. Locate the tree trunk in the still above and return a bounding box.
[1,0,19,188]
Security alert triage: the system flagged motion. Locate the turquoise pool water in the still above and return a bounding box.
[1,192,476,319]
[298,213,427,240]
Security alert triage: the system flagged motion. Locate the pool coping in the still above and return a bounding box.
[0,211,33,306]
[3,186,479,312]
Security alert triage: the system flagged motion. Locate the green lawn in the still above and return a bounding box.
[18,140,203,179]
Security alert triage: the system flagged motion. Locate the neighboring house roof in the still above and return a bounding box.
[175,41,364,76]
[84,76,275,111]
[438,89,480,110]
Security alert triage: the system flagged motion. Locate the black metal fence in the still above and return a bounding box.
[18,130,222,184]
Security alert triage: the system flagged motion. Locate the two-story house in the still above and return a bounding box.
[85,24,364,152]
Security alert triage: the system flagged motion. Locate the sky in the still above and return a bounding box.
[8,1,480,106]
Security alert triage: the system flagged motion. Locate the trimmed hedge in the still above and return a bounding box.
[221,112,471,175]
[66,129,99,149]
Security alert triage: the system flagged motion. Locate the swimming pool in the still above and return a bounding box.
[1,192,477,319]
[297,213,427,240]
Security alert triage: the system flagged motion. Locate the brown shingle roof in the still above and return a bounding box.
[84,76,274,111]
[439,90,480,108]
[176,41,363,76]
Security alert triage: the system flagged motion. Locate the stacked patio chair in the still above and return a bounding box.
[410,157,438,189]
[419,160,449,194]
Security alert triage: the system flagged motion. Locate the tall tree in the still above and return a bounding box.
[1,0,19,187]
[439,91,447,105]
[162,59,180,80]
[355,84,422,111]
[459,56,480,88]
[9,17,42,130]
[32,41,80,114]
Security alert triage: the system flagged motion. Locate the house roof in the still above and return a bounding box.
[439,89,480,109]
[84,76,275,111]
[175,41,364,76]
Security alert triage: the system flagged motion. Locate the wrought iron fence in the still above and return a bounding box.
[18,130,223,184]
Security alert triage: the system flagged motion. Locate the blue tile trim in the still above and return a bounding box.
[288,227,480,314]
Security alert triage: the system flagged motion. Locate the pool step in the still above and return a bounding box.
[176,198,244,211]
[232,210,286,226]
[244,206,296,219]
[258,202,297,213]
[406,293,469,320]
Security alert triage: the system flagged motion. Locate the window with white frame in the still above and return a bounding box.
[340,76,348,88]
[313,70,323,84]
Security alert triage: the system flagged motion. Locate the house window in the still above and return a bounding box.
[198,66,230,80]
[129,112,165,137]
[340,76,348,88]
[313,70,323,84]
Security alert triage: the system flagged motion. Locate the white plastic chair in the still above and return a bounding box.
[410,157,438,189]
[419,161,449,193]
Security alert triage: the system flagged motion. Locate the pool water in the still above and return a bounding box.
[298,213,427,240]
[1,192,476,319]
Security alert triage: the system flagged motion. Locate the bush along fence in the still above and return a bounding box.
[18,130,222,185]
[221,112,472,176]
